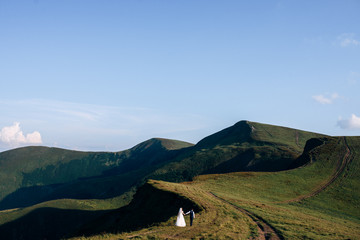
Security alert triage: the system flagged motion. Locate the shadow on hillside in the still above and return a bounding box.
[0,184,63,210]
[0,145,190,211]
[72,182,202,238]
[0,207,111,240]
[0,182,202,240]
[0,173,137,210]
[204,147,299,174]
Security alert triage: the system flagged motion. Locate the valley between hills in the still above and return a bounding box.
[0,121,359,239]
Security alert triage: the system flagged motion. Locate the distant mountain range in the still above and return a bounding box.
[0,121,323,211]
[2,120,357,239]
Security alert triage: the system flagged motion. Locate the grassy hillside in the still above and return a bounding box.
[0,138,193,210]
[0,197,125,240]
[0,147,91,201]
[0,121,322,210]
[1,121,350,239]
[73,136,360,239]
[69,180,253,240]
[191,136,360,239]
[149,121,324,181]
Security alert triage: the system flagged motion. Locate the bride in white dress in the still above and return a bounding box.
[175,208,186,227]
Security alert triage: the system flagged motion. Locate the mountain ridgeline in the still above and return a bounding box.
[0,138,193,210]
[149,121,325,181]
[0,121,324,211]
[2,120,359,239]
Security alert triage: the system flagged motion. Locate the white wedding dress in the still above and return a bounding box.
[175,208,186,227]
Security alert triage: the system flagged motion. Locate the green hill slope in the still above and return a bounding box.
[149,121,325,181]
[74,136,360,239]
[0,138,193,210]
[0,121,322,210]
[0,120,344,239]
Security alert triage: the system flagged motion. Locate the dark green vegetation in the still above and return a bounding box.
[150,121,324,182]
[0,120,359,239]
[71,135,360,240]
[75,182,202,237]
[0,121,322,211]
[0,138,193,210]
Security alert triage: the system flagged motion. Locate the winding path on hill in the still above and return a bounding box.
[282,137,352,204]
[209,192,283,240]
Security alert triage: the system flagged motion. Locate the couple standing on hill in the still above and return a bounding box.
[175,208,195,227]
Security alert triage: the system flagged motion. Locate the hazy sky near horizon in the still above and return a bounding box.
[1,0,360,152]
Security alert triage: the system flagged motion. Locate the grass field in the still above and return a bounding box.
[0,138,193,210]
[70,136,360,239]
[0,122,358,239]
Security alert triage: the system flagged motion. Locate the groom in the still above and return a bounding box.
[185,209,195,226]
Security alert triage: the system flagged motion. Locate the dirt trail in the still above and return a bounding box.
[282,137,352,203]
[209,193,283,240]
[124,230,159,239]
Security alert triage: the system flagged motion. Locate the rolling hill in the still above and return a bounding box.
[1,120,358,239]
[149,121,325,181]
[0,121,322,211]
[68,136,360,239]
[0,138,193,210]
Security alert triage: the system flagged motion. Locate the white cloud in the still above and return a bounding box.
[26,131,42,143]
[337,33,360,47]
[0,122,42,146]
[337,114,360,129]
[0,99,208,151]
[312,93,339,104]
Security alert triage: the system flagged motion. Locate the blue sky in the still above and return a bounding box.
[0,0,359,152]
